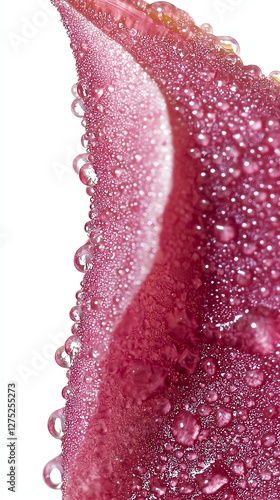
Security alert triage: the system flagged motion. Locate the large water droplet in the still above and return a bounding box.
[269,70,280,84]
[71,83,78,97]
[81,133,89,149]
[264,403,279,419]
[147,1,179,21]
[171,410,201,447]
[77,81,88,99]
[245,369,265,388]
[71,98,85,118]
[242,158,259,175]
[217,36,240,56]
[244,65,262,78]
[201,357,218,376]
[197,470,229,495]
[150,477,167,497]
[47,408,65,439]
[43,455,62,489]
[200,23,213,34]
[55,346,71,368]
[235,268,253,286]
[74,241,95,272]
[205,389,219,403]
[79,163,98,186]
[230,461,245,476]
[213,220,237,243]
[232,307,280,355]
[197,404,212,417]
[261,432,276,447]
[72,153,89,174]
[69,305,83,322]
[64,335,81,357]
[215,407,232,428]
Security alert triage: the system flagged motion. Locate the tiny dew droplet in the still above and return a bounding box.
[43,455,62,489]
[55,346,71,368]
[71,98,85,118]
[47,408,65,439]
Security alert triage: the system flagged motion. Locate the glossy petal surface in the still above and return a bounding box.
[50,1,280,498]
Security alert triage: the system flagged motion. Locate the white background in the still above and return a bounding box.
[0,0,279,498]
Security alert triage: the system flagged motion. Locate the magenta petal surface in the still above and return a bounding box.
[49,1,280,498]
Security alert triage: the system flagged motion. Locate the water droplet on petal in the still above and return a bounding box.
[74,241,95,272]
[213,220,237,243]
[215,407,232,428]
[197,404,212,417]
[245,369,265,388]
[90,297,100,310]
[200,23,213,33]
[64,335,81,357]
[77,81,88,99]
[217,36,240,55]
[71,83,78,97]
[230,461,245,476]
[261,432,276,447]
[47,408,65,439]
[55,346,71,368]
[269,70,280,84]
[197,470,229,495]
[236,268,253,286]
[71,98,85,118]
[69,305,83,322]
[150,477,167,497]
[147,2,178,21]
[242,159,259,174]
[43,455,62,489]
[244,65,262,78]
[171,410,201,447]
[72,153,89,174]
[194,132,210,146]
[232,307,280,355]
[81,133,89,149]
[205,389,218,403]
[264,404,279,419]
[79,163,98,186]
[201,357,217,376]
[62,385,71,399]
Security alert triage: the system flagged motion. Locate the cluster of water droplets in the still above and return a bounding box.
[71,83,99,190]
[143,2,280,83]
[44,2,280,494]
[43,408,65,488]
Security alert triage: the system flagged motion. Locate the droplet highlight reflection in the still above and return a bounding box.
[43,455,62,489]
